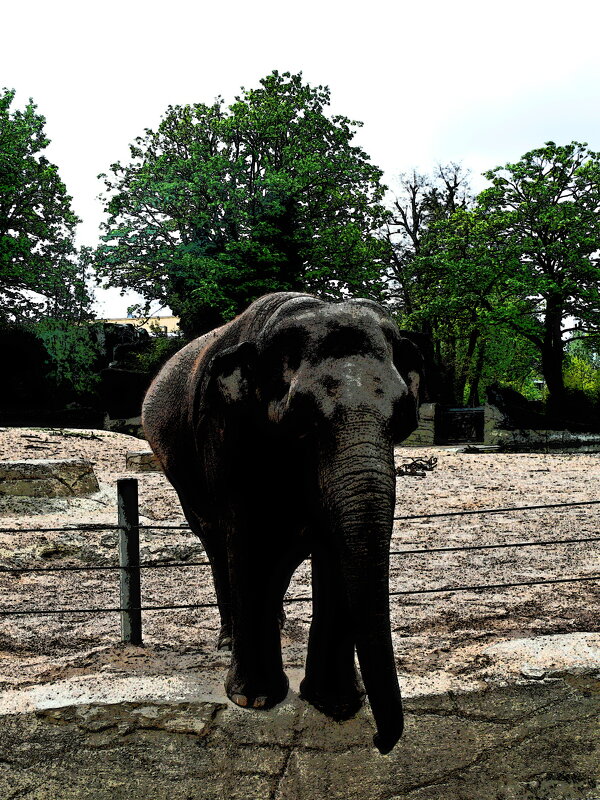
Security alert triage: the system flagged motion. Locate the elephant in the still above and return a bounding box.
[142,292,425,754]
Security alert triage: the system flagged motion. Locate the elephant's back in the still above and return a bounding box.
[142,292,320,468]
[142,330,220,466]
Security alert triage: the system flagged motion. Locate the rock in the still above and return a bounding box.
[104,414,145,439]
[0,459,99,497]
[520,665,547,680]
[126,450,162,472]
[1,680,599,799]
[483,633,600,677]
[401,403,436,446]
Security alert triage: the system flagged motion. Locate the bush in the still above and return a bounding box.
[563,354,600,400]
[34,319,99,393]
[135,336,185,376]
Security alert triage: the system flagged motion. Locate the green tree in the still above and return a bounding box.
[95,71,390,335]
[384,164,472,316]
[564,337,600,398]
[477,141,600,411]
[385,165,494,405]
[391,145,600,409]
[0,88,90,323]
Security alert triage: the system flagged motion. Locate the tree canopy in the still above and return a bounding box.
[0,88,90,323]
[476,141,600,408]
[387,144,600,408]
[385,165,490,404]
[95,71,391,335]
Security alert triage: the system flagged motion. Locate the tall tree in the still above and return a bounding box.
[384,165,486,404]
[0,88,90,323]
[96,71,390,335]
[477,141,600,410]
[410,204,542,405]
[384,164,472,316]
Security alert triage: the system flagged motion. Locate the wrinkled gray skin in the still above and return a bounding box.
[142,293,424,754]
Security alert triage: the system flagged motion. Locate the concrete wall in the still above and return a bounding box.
[484,404,600,450]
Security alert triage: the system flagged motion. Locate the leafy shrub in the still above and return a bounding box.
[34,319,99,393]
[135,336,184,376]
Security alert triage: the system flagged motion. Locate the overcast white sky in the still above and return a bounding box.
[2,0,600,317]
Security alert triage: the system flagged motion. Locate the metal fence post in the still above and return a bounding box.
[118,478,142,644]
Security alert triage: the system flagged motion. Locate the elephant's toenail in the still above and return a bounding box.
[253,696,267,708]
[232,694,248,707]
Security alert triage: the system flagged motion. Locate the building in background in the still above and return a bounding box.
[96,315,180,336]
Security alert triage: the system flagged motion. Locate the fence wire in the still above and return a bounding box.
[1,499,599,535]
[2,572,599,617]
[0,497,598,619]
[3,531,600,574]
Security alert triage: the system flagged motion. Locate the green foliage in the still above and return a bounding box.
[0,88,92,322]
[564,338,600,398]
[389,145,600,408]
[478,329,543,401]
[563,355,600,397]
[135,335,184,376]
[387,166,491,405]
[95,71,390,334]
[477,141,600,403]
[33,320,99,393]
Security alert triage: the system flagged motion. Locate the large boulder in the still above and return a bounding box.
[125,450,162,472]
[0,459,99,497]
[486,383,600,433]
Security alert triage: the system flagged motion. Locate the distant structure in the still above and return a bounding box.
[96,315,180,335]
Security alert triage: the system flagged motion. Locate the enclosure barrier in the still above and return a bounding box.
[0,478,598,644]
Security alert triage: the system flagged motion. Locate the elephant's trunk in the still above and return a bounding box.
[318,420,403,754]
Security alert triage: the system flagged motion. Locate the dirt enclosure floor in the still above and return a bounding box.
[0,428,599,799]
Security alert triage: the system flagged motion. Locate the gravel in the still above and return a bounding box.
[0,427,598,692]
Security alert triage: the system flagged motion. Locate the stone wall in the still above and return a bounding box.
[1,660,599,800]
[126,450,162,472]
[401,403,436,446]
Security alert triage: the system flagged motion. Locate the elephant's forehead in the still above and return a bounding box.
[287,304,381,331]
[266,307,389,362]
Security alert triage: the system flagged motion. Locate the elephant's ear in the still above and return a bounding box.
[211,341,258,404]
[196,342,258,426]
[393,336,426,404]
[388,335,426,443]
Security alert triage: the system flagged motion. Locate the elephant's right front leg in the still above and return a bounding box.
[224,533,289,710]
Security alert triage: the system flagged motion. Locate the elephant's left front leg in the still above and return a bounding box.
[300,542,365,720]
[224,529,289,710]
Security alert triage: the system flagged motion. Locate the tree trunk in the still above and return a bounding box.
[467,338,486,407]
[456,328,480,407]
[542,294,566,414]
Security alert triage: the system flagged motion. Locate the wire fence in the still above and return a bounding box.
[1,479,598,643]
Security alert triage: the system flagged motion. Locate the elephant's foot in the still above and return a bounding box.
[217,624,232,651]
[299,676,365,721]
[225,667,289,711]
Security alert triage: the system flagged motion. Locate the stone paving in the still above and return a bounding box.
[1,675,599,800]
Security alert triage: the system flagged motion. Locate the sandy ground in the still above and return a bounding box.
[0,427,599,694]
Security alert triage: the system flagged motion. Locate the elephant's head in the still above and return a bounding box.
[203,295,425,752]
